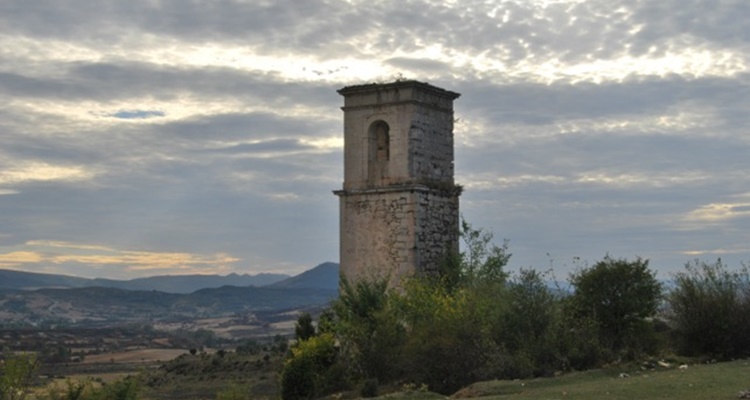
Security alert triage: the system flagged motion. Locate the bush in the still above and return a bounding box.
[0,353,39,400]
[294,313,315,342]
[668,259,750,359]
[398,281,498,394]
[280,333,342,400]
[332,277,405,382]
[569,256,662,358]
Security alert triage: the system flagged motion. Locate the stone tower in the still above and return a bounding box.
[334,80,461,288]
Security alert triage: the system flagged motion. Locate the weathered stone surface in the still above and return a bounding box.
[335,81,461,288]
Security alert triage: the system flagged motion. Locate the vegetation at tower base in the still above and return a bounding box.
[281,223,623,397]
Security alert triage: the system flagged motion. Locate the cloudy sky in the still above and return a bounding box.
[1,0,749,280]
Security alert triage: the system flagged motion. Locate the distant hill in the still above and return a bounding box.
[0,284,338,326]
[0,263,340,327]
[271,262,339,290]
[0,268,289,293]
[0,269,92,291]
[89,273,289,293]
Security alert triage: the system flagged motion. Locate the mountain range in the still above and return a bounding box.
[0,268,303,293]
[0,262,340,327]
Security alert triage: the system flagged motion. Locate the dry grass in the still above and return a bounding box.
[83,348,188,364]
[387,359,750,400]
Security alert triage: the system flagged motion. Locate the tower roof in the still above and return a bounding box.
[337,80,460,100]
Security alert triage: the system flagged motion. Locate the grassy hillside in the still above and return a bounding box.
[385,359,750,400]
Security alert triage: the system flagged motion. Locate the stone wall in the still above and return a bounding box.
[338,187,458,288]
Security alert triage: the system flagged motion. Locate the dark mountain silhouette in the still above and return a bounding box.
[88,273,288,293]
[270,262,339,290]
[0,268,289,293]
[0,269,92,290]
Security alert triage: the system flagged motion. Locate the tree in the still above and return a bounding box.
[668,259,750,359]
[437,220,510,292]
[294,313,316,342]
[332,277,405,382]
[0,353,40,400]
[569,256,662,356]
[280,333,341,400]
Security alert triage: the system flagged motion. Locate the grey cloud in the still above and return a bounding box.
[154,111,338,144]
[3,0,747,72]
[631,0,750,53]
[0,0,365,56]
[2,61,339,110]
[211,139,313,155]
[385,57,451,73]
[110,110,165,119]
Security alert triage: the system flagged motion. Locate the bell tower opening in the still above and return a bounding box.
[368,120,390,185]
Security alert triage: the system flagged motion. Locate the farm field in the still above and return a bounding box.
[83,348,189,364]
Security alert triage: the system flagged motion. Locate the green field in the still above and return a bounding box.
[380,360,750,400]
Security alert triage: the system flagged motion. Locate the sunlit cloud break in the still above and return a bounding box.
[0,241,240,273]
[0,163,95,185]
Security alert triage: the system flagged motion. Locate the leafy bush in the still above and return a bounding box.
[280,333,342,400]
[332,277,405,383]
[398,280,499,394]
[294,313,315,342]
[488,269,577,377]
[569,256,662,358]
[668,259,750,359]
[310,223,671,396]
[0,353,39,400]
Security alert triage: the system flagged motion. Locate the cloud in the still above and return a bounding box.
[0,241,240,276]
[109,110,165,119]
[0,162,96,185]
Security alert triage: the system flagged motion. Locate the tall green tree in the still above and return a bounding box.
[569,256,662,356]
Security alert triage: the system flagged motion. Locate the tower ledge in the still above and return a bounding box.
[338,80,460,100]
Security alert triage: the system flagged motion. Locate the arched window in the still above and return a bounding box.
[367,121,390,185]
[371,121,390,161]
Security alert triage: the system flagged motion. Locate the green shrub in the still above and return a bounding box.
[668,259,750,359]
[294,313,315,342]
[0,353,39,400]
[569,256,662,358]
[398,282,498,394]
[333,277,405,382]
[280,333,341,400]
